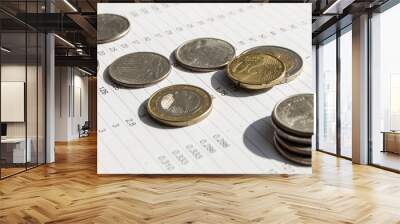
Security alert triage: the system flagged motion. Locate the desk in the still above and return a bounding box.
[382,131,400,154]
[1,138,31,163]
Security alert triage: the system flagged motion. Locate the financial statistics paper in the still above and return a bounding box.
[97,3,313,174]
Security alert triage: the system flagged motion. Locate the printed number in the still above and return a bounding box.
[125,118,136,127]
[199,139,216,153]
[185,144,203,159]
[213,134,230,148]
[99,87,108,95]
[172,150,189,165]
[158,156,175,170]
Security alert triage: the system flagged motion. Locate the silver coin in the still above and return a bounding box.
[108,52,171,87]
[274,132,311,156]
[241,46,303,83]
[270,117,312,145]
[175,38,235,71]
[273,136,311,166]
[98,14,130,44]
[272,93,314,137]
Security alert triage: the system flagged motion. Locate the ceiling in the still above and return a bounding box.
[0,0,393,74]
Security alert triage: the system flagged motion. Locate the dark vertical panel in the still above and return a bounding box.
[336,29,341,157]
[315,44,319,150]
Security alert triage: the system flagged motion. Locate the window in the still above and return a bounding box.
[370,2,400,171]
[317,36,337,154]
[339,27,352,158]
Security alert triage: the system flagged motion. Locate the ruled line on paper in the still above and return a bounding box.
[97,3,313,174]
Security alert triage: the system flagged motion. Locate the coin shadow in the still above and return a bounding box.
[243,116,301,167]
[169,50,213,74]
[210,70,272,98]
[137,100,181,130]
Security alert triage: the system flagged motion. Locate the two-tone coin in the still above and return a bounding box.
[147,84,212,127]
[274,132,311,156]
[270,118,312,145]
[97,14,130,44]
[108,52,171,88]
[272,93,314,137]
[175,38,236,72]
[273,136,311,166]
[241,46,303,84]
[227,53,285,90]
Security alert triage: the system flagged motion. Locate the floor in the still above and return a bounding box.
[373,150,400,171]
[0,135,400,223]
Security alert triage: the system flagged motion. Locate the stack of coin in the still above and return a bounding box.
[147,84,212,127]
[175,38,236,72]
[271,93,314,166]
[226,46,303,90]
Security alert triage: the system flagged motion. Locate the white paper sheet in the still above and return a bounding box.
[97,3,313,174]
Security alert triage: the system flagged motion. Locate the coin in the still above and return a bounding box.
[274,132,311,156]
[241,46,303,83]
[175,38,235,71]
[147,84,212,127]
[227,53,285,90]
[272,93,314,137]
[273,136,311,166]
[108,52,171,88]
[271,117,312,145]
[97,14,130,44]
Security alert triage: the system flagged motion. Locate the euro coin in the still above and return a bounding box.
[241,46,303,83]
[108,52,171,88]
[273,136,311,166]
[147,84,212,127]
[271,117,312,145]
[272,93,314,137]
[227,53,285,90]
[274,132,311,156]
[175,38,235,71]
[98,14,130,44]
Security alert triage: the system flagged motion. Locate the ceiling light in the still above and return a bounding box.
[54,34,75,48]
[77,67,93,76]
[323,0,355,15]
[1,47,11,53]
[63,0,78,12]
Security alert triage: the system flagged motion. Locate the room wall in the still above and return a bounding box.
[54,66,89,141]
[1,64,40,139]
[1,63,45,163]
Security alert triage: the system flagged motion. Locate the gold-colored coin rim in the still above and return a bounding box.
[147,84,212,127]
[226,53,286,90]
[240,46,303,84]
[97,14,130,44]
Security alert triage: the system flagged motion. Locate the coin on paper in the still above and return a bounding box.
[175,38,236,71]
[147,85,212,127]
[273,136,311,166]
[97,14,130,44]
[272,93,314,137]
[108,52,171,88]
[271,118,312,145]
[241,46,303,83]
[226,53,285,90]
[274,132,311,156]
